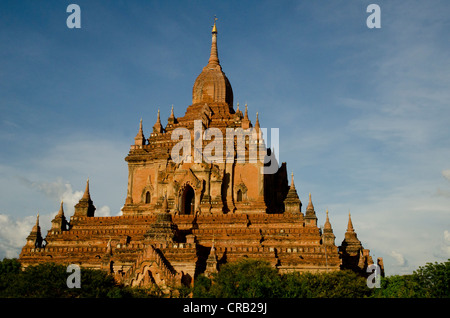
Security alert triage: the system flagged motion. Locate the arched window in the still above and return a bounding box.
[237,189,243,202]
[145,191,151,204]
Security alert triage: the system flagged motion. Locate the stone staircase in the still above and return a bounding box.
[119,244,181,291]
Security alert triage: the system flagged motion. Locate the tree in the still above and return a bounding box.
[412,259,449,298]
[281,270,371,298]
[193,274,213,298]
[371,275,424,298]
[0,260,140,298]
[0,258,22,297]
[208,259,283,298]
[371,259,450,298]
[193,259,372,298]
[0,258,21,275]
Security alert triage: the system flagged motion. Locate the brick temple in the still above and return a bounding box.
[19,21,383,292]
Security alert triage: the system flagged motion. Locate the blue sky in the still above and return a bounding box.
[0,0,449,275]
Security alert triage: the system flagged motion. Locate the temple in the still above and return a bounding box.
[19,21,383,292]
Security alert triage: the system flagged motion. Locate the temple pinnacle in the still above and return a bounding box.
[82,178,91,200]
[207,16,220,68]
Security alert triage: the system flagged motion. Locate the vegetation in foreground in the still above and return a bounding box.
[0,258,448,298]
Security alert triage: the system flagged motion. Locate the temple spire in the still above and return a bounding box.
[207,16,220,68]
[51,201,68,232]
[206,234,218,277]
[290,172,295,189]
[347,211,355,233]
[74,179,96,217]
[241,103,251,129]
[342,210,360,243]
[26,213,43,248]
[167,105,178,126]
[322,209,335,245]
[283,171,302,214]
[82,178,91,200]
[324,209,331,230]
[254,112,260,130]
[306,192,314,211]
[192,18,232,107]
[305,192,317,226]
[134,118,145,146]
[153,109,163,133]
[34,213,40,230]
[57,201,64,216]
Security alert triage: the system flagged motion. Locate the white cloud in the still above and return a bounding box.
[96,205,111,217]
[0,213,48,259]
[0,214,31,258]
[17,177,84,215]
[326,176,450,276]
[436,170,450,197]
[25,134,129,216]
[390,251,407,267]
[0,176,117,259]
[434,230,450,260]
[0,207,115,259]
[0,132,127,259]
[444,230,450,242]
[442,170,450,182]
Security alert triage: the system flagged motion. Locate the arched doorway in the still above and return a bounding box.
[236,189,243,202]
[181,185,195,215]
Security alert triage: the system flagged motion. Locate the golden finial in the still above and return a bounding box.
[212,16,218,33]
